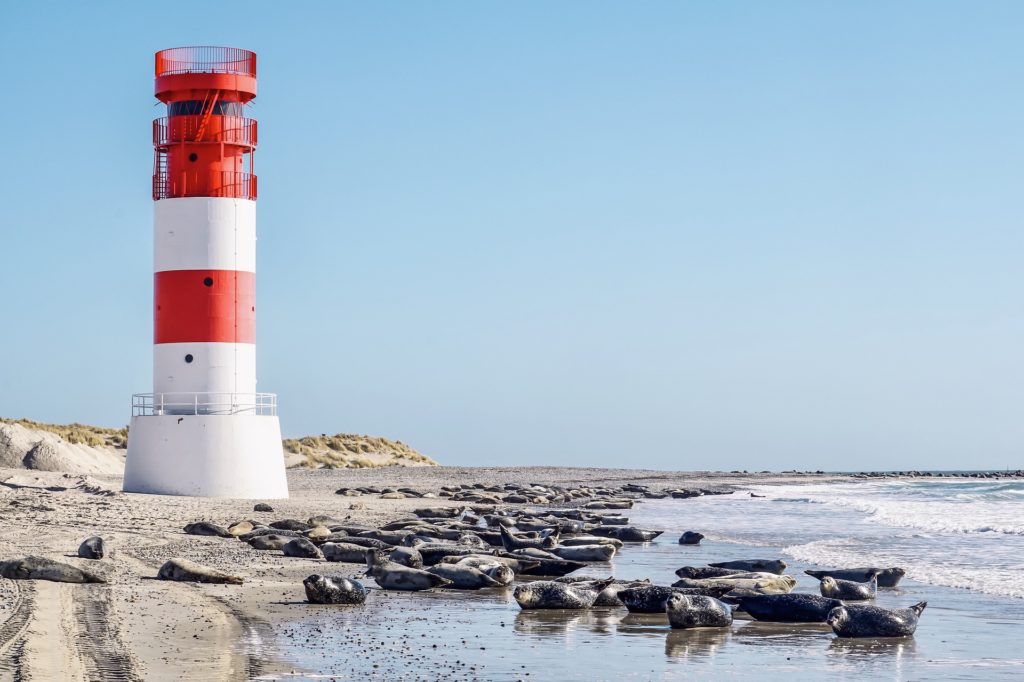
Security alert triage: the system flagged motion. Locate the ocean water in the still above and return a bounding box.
[269,480,1024,680]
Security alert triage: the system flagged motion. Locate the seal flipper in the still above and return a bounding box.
[911,601,927,615]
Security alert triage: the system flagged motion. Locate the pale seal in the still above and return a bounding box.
[550,544,617,562]
[364,550,451,590]
[157,558,242,584]
[828,602,926,638]
[819,575,877,601]
[673,572,796,595]
[666,594,733,629]
[303,574,367,605]
[0,556,105,583]
[322,542,378,563]
[426,563,503,589]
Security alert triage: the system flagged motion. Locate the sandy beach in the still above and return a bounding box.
[0,466,840,680]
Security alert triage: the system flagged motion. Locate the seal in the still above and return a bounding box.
[441,554,540,576]
[0,555,105,583]
[554,578,652,607]
[183,521,233,538]
[805,567,906,588]
[249,534,295,551]
[620,585,732,613]
[819,575,877,601]
[672,572,796,595]
[550,544,617,562]
[364,549,451,591]
[723,592,841,622]
[157,558,242,585]
[828,602,926,638]
[559,536,624,549]
[678,532,705,545]
[303,574,368,605]
[388,547,424,568]
[708,559,786,574]
[77,536,105,560]
[666,594,733,629]
[675,566,745,580]
[407,542,480,566]
[500,526,558,551]
[282,537,324,559]
[513,578,615,609]
[588,527,663,542]
[322,542,378,563]
[426,563,502,589]
[495,551,585,577]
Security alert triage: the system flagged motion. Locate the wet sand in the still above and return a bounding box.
[0,466,1011,680]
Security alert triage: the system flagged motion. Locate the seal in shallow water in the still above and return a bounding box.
[678,532,705,545]
[513,579,614,609]
[620,585,732,613]
[723,592,841,622]
[666,594,733,629]
[819,575,877,601]
[364,550,451,590]
[828,602,926,638]
[303,574,367,605]
[805,567,905,588]
[426,563,502,589]
[708,559,786,574]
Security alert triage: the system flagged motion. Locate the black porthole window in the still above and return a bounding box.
[188,153,198,162]
[184,354,194,364]
[203,276,214,287]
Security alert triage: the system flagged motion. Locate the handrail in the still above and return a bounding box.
[156,47,256,78]
[153,170,257,200]
[133,392,277,416]
[153,115,257,147]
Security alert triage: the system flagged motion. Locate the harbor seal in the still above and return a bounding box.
[499,526,558,551]
[724,593,841,622]
[494,551,585,577]
[708,559,786,574]
[805,567,906,588]
[157,558,242,585]
[303,574,368,605]
[666,594,733,629]
[588,527,663,542]
[282,537,324,559]
[819,575,877,601]
[388,547,424,568]
[364,550,451,591]
[77,536,105,560]
[0,556,105,583]
[675,566,745,579]
[828,602,926,638]
[620,585,732,613]
[550,544,616,562]
[183,521,233,538]
[513,578,615,609]
[426,563,502,589]
[678,532,705,545]
[673,572,796,595]
[248,534,295,551]
[322,542,378,563]
[554,578,652,607]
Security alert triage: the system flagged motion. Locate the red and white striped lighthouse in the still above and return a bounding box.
[124,46,288,498]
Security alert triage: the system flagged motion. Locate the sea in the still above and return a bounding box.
[267,478,1024,680]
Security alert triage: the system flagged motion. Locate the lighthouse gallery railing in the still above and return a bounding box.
[132,392,277,416]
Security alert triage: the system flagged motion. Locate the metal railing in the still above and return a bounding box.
[152,169,257,200]
[154,115,257,147]
[133,392,277,417]
[155,47,256,78]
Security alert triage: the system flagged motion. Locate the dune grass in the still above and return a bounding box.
[1,418,129,449]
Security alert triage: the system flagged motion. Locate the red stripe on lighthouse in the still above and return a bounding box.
[154,269,255,344]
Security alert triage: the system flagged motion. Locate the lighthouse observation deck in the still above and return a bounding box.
[155,46,256,77]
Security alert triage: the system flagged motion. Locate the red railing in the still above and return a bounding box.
[153,116,258,147]
[155,47,256,78]
[153,170,257,200]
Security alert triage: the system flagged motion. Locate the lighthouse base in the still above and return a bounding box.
[123,414,289,498]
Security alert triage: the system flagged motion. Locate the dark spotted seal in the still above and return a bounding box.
[513,579,614,609]
[724,592,842,622]
[678,532,704,545]
[708,559,786,574]
[666,594,733,629]
[303,574,367,605]
[78,536,105,560]
[828,602,926,638]
[620,585,732,613]
[805,567,905,588]
[675,566,745,580]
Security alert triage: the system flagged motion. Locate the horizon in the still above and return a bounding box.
[1,2,1021,470]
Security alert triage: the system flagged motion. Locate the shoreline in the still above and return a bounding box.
[0,466,1019,680]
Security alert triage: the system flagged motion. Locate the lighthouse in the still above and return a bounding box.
[124,46,289,498]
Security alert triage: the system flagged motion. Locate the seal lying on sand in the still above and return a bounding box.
[183,521,233,538]
[0,556,105,583]
[499,526,558,551]
[303,574,368,605]
[364,550,451,591]
[709,559,786,574]
[666,594,732,629]
[426,563,503,589]
[78,536,105,560]
[248,534,294,551]
[805,567,906,588]
[675,566,745,580]
[554,578,652,607]
[323,542,378,563]
[678,532,704,545]
[819,575,877,601]
[673,572,796,595]
[282,538,323,559]
[723,592,841,622]
[828,602,926,638]
[550,544,616,562]
[388,547,424,568]
[513,578,615,609]
[157,558,243,584]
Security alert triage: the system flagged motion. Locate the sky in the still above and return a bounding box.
[0,2,1021,471]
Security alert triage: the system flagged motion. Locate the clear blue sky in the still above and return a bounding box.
[1,2,1021,470]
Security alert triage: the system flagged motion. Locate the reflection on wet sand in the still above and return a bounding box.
[730,620,833,647]
[513,608,619,636]
[827,635,917,659]
[664,627,732,659]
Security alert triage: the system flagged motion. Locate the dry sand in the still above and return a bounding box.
[0,466,845,681]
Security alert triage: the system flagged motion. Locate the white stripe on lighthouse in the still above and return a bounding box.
[154,197,256,272]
